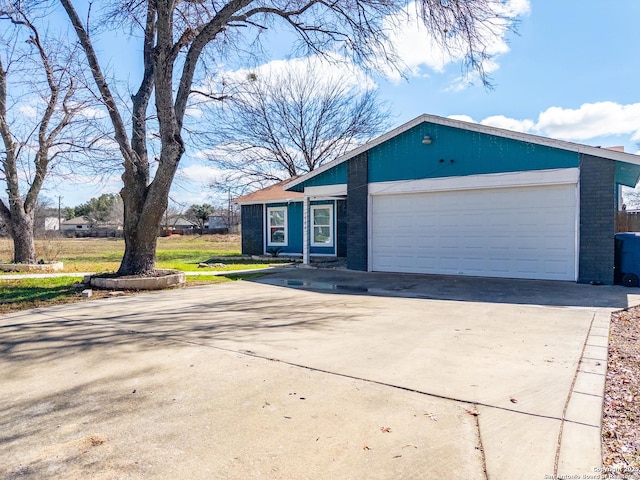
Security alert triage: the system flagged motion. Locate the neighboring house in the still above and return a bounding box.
[170,217,197,229]
[208,215,227,229]
[44,217,60,231]
[237,114,640,285]
[61,217,91,232]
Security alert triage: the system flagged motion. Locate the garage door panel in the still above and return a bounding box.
[371,184,577,281]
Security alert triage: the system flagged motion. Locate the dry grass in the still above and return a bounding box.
[603,308,640,477]
[0,235,243,272]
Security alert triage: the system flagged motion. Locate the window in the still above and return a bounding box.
[267,207,287,246]
[311,204,333,247]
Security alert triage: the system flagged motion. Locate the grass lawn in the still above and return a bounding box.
[0,271,268,314]
[0,276,86,314]
[0,234,282,313]
[0,234,288,273]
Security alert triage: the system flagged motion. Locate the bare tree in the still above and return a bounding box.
[60,0,516,276]
[0,3,97,263]
[201,59,391,192]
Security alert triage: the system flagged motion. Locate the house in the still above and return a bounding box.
[169,217,197,229]
[61,217,91,232]
[237,114,640,284]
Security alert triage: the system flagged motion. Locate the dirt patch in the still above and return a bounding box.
[603,307,640,474]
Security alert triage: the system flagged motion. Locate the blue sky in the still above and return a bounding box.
[48,0,640,209]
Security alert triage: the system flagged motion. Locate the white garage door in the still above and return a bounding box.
[371,184,577,280]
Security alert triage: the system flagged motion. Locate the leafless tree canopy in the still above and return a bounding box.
[59,0,516,275]
[0,2,109,263]
[200,61,391,193]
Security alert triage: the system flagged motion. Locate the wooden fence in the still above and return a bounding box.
[616,211,640,232]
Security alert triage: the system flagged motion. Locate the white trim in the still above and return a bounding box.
[303,197,309,264]
[285,113,640,191]
[368,168,579,196]
[367,189,373,272]
[304,184,347,197]
[235,198,303,206]
[261,204,266,255]
[574,182,580,282]
[310,204,334,248]
[266,206,288,247]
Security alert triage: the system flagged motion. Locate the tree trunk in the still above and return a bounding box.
[117,185,165,275]
[118,228,159,275]
[9,213,36,264]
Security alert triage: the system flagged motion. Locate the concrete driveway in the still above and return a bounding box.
[2,270,639,479]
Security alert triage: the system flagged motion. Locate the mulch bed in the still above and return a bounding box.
[603,307,640,476]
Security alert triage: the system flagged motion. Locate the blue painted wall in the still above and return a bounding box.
[615,161,640,187]
[368,122,580,182]
[288,162,347,192]
[264,200,339,255]
[266,202,302,254]
[310,200,337,255]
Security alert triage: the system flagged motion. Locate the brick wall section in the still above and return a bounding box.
[579,154,616,284]
[241,204,264,255]
[347,153,369,271]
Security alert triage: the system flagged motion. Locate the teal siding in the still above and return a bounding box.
[368,122,580,183]
[289,162,347,192]
[310,200,336,255]
[266,202,302,254]
[615,161,640,187]
[264,200,338,255]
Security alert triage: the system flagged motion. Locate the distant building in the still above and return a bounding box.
[44,217,60,231]
[61,217,91,232]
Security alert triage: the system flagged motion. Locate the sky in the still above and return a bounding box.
[43,0,640,209]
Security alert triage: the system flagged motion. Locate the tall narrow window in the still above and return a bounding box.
[267,207,287,246]
[311,204,333,247]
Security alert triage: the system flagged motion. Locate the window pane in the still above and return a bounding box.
[313,226,331,244]
[313,208,330,226]
[270,209,285,227]
[271,227,285,243]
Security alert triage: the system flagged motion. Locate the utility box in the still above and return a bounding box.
[615,232,640,287]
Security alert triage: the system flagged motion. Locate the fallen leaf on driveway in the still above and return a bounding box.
[380,427,392,433]
[465,408,479,416]
[510,397,518,404]
[363,445,371,451]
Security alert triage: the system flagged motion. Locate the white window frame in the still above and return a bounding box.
[310,204,334,247]
[267,206,288,246]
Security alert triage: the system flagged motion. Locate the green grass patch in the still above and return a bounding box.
[0,276,83,313]
[186,272,268,283]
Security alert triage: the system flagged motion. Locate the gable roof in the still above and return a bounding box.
[285,113,640,191]
[234,177,304,205]
[62,216,90,225]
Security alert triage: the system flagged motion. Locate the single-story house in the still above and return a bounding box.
[169,217,198,229]
[61,217,91,232]
[237,114,640,284]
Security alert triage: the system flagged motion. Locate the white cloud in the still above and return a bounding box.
[18,105,38,118]
[383,0,529,83]
[197,53,377,103]
[447,114,475,123]
[479,115,536,133]
[536,102,640,141]
[177,163,221,184]
[449,101,640,147]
